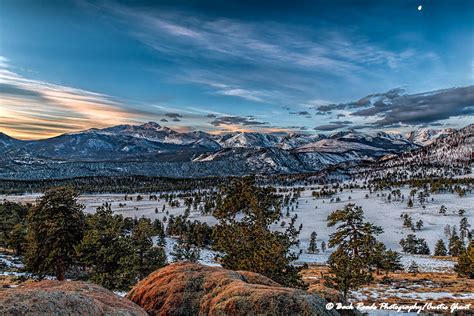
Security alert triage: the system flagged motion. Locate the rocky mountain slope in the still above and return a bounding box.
[406,128,456,146]
[0,122,467,180]
[127,262,337,316]
[352,124,473,180]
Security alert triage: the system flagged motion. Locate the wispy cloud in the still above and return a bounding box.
[209,115,268,127]
[0,58,162,139]
[102,2,437,105]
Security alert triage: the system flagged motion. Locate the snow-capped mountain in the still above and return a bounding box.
[0,122,469,179]
[390,124,473,167]
[406,128,455,146]
[213,132,281,148]
[354,124,473,181]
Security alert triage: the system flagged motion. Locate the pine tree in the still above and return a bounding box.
[415,219,423,231]
[439,205,447,215]
[407,198,413,208]
[307,231,319,253]
[418,240,430,255]
[0,201,28,254]
[171,238,200,262]
[321,241,326,253]
[324,248,371,303]
[408,260,419,275]
[460,217,470,241]
[8,223,27,256]
[25,187,85,281]
[434,239,447,256]
[212,176,305,289]
[325,204,394,299]
[76,203,135,290]
[130,218,166,280]
[448,228,463,257]
[403,215,413,229]
[381,250,403,274]
[327,204,383,259]
[454,241,473,278]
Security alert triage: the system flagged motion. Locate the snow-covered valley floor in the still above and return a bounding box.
[2,184,471,270]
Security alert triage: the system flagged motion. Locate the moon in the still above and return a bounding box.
[418,5,423,11]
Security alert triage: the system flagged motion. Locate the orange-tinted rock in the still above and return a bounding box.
[0,280,147,315]
[127,262,338,315]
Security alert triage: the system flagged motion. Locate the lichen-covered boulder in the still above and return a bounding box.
[0,280,147,315]
[127,262,338,315]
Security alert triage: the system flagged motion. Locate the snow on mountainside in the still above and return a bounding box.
[214,132,281,148]
[386,124,473,167]
[406,128,456,146]
[0,122,469,179]
[354,124,473,181]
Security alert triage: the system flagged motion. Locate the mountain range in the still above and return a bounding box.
[0,122,471,179]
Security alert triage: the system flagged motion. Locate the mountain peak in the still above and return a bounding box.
[141,122,162,130]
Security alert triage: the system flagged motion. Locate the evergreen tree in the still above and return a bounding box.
[408,261,419,275]
[407,198,413,208]
[325,204,395,299]
[460,217,470,241]
[434,239,447,256]
[307,231,319,253]
[403,215,413,229]
[321,241,326,253]
[76,203,135,290]
[327,204,383,259]
[25,187,85,280]
[381,250,403,274]
[415,219,423,231]
[212,177,305,289]
[0,201,28,254]
[448,228,463,257]
[324,248,371,302]
[400,234,429,255]
[454,241,473,278]
[171,237,200,262]
[439,205,447,215]
[130,218,166,279]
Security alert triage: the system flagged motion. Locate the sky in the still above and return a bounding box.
[0,0,473,139]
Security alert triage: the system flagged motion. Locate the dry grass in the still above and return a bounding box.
[302,264,474,307]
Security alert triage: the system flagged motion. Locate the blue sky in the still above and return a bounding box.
[0,0,473,139]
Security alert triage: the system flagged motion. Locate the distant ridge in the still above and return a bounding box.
[0,122,468,180]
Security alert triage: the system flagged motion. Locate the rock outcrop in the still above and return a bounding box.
[0,280,147,315]
[127,262,338,315]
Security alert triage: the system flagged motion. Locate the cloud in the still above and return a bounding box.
[310,86,474,128]
[290,111,312,117]
[102,4,438,106]
[215,87,269,102]
[351,86,474,127]
[164,112,183,119]
[209,115,268,127]
[315,87,405,113]
[0,59,186,139]
[314,120,352,131]
[164,112,183,121]
[0,65,143,139]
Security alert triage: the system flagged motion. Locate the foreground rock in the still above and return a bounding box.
[0,280,147,315]
[127,262,338,315]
